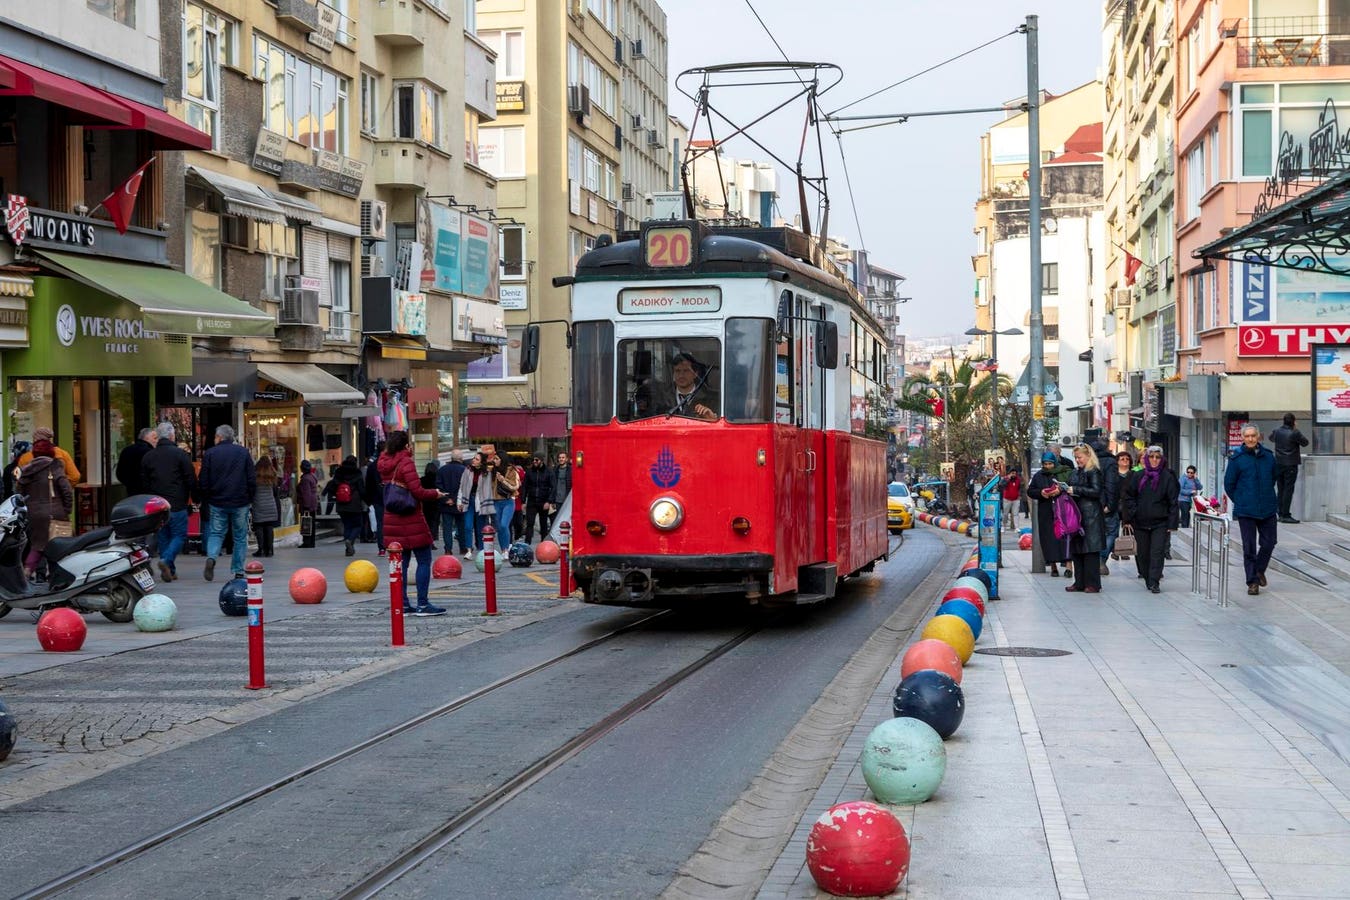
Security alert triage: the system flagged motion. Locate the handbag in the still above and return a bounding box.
[382,480,418,515]
[46,471,73,539]
[1114,525,1137,557]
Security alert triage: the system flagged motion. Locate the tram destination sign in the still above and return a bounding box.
[618,287,722,314]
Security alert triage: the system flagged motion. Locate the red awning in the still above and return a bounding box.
[95,95,213,150]
[0,54,133,125]
[467,409,570,440]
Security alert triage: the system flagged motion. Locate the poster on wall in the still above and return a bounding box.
[461,213,499,301]
[1313,343,1350,426]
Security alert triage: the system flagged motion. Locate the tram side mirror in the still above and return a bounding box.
[520,324,541,374]
[815,321,839,369]
[775,290,793,342]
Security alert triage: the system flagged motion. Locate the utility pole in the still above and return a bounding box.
[1025,14,1047,574]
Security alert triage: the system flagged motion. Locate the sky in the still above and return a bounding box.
[663,1,1104,337]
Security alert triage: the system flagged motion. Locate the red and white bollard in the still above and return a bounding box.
[387,542,405,647]
[558,520,573,598]
[482,525,498,616]
[245,560,268,690]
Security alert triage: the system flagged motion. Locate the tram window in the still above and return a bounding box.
[617,337,721,422]
[725,318,774,423]
[572,320,615,424]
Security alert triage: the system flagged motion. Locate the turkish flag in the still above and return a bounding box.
[1124,251,1143,286]
[98,157,155,234]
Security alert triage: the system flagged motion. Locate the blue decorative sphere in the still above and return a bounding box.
[861,717,947,805]
[218,577,249,616]
[957,567,992,591]
[133,593,178,632]
[936,599,983,641]
[893,669,965,739]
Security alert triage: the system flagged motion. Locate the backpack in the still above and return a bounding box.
[336,481,353,504]
[1052,493,1083,540]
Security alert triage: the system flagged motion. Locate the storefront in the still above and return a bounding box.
[248,362,364,482]
[155,358,258,459]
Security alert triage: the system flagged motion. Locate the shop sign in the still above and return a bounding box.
[252,128,287,177]
[408,386,440,419]
[1241,263,1271,322]
[396,291,427,336]
[5,195,96,250]
[453,296,507,345]
[313,150,366,197]
[619,287,722,314]
[499,283,527,310]
[1227,414,1249,451]
[1237,323,1350,356]
[174,360,258,405]
[1313,345,1350,425]
[309,2,338,51]
[496,82,526,112]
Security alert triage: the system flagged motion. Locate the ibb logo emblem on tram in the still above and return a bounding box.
[649,445,682,487]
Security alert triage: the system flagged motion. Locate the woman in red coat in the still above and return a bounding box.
[377,430,449,616]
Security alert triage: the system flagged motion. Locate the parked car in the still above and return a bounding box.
[887,482,915,532]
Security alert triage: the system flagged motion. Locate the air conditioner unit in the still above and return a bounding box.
[567,84,591,116]
[360,199,387,240]
[622,182,634,201]
[646,128,660,147]
[280,286,321,325]
[361,254,386,277]
[630,113,643,130]
[631,39,645,58]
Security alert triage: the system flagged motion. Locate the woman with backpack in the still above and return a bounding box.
[1122,444,1180,594]
[1064,444,1105,593]
[1028,451,1072,578]
[332,455,366,556]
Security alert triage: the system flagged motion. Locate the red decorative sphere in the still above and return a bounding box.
[432,554,463,580]
[942,586,986,617]
[806,800,910,897]
[37,607,87,652]
[535,540,561,564]
[901,638,964,684]
[1018,533,1033,550]
[288,567,328,604]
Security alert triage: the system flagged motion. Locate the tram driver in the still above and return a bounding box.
[660,351,719,421]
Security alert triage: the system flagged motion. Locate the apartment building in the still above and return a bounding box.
[618,0,670,226]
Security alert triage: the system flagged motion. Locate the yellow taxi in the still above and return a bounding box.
[887,482,915,532]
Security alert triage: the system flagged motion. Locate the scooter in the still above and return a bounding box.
[0,493,168,622]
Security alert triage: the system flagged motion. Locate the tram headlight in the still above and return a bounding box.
[649,496,684,531]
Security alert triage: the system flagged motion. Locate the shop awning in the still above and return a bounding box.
[93,96,212,151]
[467,409,570,440]
[188,167,287,224]
[0,275,34,297]
[369,335,427,360]
[35,251,276,337]
[263,189,324,225]
[0,53,133,125]
[255,363,364,403]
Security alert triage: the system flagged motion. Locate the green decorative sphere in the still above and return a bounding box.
[133,593,178,632]
[475,549,487,573]
[861,717,947,805]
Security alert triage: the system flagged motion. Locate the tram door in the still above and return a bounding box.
[801,298,827,563]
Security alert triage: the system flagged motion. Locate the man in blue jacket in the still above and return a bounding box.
[1224,424,1278,595]
[198,424,257,581]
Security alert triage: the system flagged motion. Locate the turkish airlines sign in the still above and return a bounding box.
[1238,324,1350,357]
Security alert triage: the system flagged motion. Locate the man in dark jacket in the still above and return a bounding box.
[364,442,386,552]
[198,424,256,581]
[436,452,468,554]
[551,451,572,509]
[141,422,195,582]
[1268,413,1310,523]
[1225,424,1279,595]
[116,427,158,494]
[522,455,555,542]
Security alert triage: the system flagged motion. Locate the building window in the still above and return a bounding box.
[184,4,232,149]
[1184,139,1206,221]
[1041,262,1059,295]
[466,325,525,381]
[360,71,379,137]
[583,147,600,193]
[253,37,349,154]
[257,221,299,299]
[88,0,134,27]
[394,81,442,147]
[604,162,616,202]
[500,225,525,280]
[1188,270,1207,345]
[186,208,221,289]
[1237,81,1350,178]
[462,0,476,34]
[568,134,582,183]
[478,125,526,178]
[329,259,352,341]
[569,229,595,271]
[587,0,617,32]
[465,109,480,167]
[482,30,525,81]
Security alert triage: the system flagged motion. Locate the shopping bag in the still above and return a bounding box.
[1114,525,1137,557]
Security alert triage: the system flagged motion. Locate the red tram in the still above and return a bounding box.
[523,220,889,607]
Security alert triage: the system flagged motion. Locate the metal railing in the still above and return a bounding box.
[1231,16,1350,68]
[1191,512,1230,607]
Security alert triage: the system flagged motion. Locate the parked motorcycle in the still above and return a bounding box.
[0,493,168,622]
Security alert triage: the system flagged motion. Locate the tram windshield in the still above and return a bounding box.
[572,319,775,424]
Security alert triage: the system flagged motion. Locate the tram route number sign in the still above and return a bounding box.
[644,225,696,268]
[619,287,722,314]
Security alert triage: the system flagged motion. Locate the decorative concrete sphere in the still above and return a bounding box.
[289,567,328,604]
[344,559,380,593]
[861,717,947,805]
[431,554,462,580]
[474,549,487,573]
[805,800,910,897]
[1019,526,1033,535]
[942,585,986,617]
[893,669,966,739]
[1018,533,1033,550]
[936,599,983,642]
[133,593,177,632]
[920,614,975,664]
[37,608,87,652]
[952,575,990,606]
[219,577,249,616]
[958,567,992,591]
[901,638,963,684]
[0,697,17,762]
[535,540,562,564]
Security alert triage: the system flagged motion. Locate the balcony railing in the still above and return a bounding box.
[1232,16,1350,68]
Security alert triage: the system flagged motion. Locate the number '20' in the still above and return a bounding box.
[648,232,691,267]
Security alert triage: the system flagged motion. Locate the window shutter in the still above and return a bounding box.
[302,229,331,307]
[327,233,352,262]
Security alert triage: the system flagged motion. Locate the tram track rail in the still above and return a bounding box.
[18,608,745,900]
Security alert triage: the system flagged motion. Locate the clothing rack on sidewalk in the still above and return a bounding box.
[1190,512,1230,607]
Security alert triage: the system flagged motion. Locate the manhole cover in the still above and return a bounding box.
[974,646,1073,657]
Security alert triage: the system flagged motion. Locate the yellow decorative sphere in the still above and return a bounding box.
[344,559,380,593]
[920,614,975,664]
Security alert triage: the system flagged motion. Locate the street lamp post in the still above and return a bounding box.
[964,325,1023,452]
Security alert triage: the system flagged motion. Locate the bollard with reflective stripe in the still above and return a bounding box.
[388,542,405,647]
[245,561,268,690]
[482,525,498,616]
[559,520,573,598]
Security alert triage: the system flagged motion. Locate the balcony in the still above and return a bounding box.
[1231,17,1350,68]
[372,140,434,189]
[371,0,427,46]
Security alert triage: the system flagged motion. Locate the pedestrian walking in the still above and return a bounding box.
[17,427,82,484]
[1028,452,1072,578]
[420,461,441,548]
[251,455,281,557]
[378,431,448,616]
[198,424,256,581]
[1100,449,1135,574]
[1225,424,1279,595]
[3,440,29,500]
[115,427,157,494]
[457,452,495,554]
[489,453,519,547]
[364,442,386,553]
[551,450,572,512]
[523,454,554,542]
[1121,445,1179,594]
[1268,413,1309,523]
[1001,468,1021,531]
[17,439,73,581]
[1178,466,1203,528]
[1064,444,1105,593]
[436,451,469,555]
[141,422,195,582]
[298,459,320,518]
[331,455,366,556]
